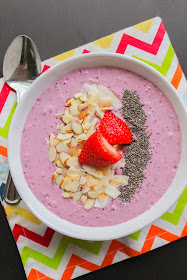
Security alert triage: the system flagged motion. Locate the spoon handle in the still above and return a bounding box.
[4,172,21,204]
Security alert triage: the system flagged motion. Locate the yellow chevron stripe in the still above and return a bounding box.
[5,205,41,225]
[133,18,154,33]
[94,34,114,49]
[53,49,75,61]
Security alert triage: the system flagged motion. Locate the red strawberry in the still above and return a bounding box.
[99,111,133,145]
[78,130,122,166]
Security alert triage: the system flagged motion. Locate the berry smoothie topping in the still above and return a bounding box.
[120,90,152,202]
[78,130,122,166]
[46,83,129,209]
[99,111,133,144]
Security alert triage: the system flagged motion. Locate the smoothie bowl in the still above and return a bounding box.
[8,53,187,240]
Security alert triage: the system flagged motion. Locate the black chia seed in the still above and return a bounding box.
[120,90,152,202]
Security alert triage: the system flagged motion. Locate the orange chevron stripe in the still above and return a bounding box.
[171,62,183,89]
[28,268,54,280]
[0,145,7,157]
[62,223,186,279]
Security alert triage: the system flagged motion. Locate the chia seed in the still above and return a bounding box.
[120,90,152,202]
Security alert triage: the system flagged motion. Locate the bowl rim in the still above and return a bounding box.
[8,52,187,240]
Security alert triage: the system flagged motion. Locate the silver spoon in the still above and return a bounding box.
[3,35,41,205]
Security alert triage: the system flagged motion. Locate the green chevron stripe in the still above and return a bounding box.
[0,102,16,139]
[128,230,141,241]
[133,43,175,76]
[21,235,103,268]
[161,187,187,225]
[128,187,187,240]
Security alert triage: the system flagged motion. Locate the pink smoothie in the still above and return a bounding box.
[21,67,181,227]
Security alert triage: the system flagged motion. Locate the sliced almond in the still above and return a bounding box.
[95,106,104,119]
[56,123,65,130]
[69,146,78,157]
[93,183,102,190]
[82,165,103,179]
[100,107,113,112]
[66,157,79,167]
[72,191,82,202]
[52,171,57,183]
[63,138,72,145]
[62,114,72,124]
[50,137,60,147]
[105,185,121,199]
[88,190,102,199]
[61,176,72,190]
[70,137,78,148]
[69,104,79,116]
[48,146,56,162]
[60,123,71,133]
[98,86,122,111]
[87,103,96,116]
[80,92,87,102]
[55,158,64,168]
[78,110,89,119]
[62,192,71,198]
[70,174,80,182]
[83,114,92,125]
[79,176,87,185]
[71,98,82,106]
[62,170,67,177]
[74,91,84,99]
[83,198,95,210]
[98,193,107,202]
[56,142,68,153]
[99,97,113,107]
[60,152,70,164]
[57,133,74,141]
[82,185,90,194]
[64,180,79,192]
[81,194,87,204]
[75,133,87,141]
[71,120,83,134]
[78,103,88,111]
[85,174,98,187]
[82,123,91,131]
[56,168,63,174]
[55,175,64,186]
[67,167,86,176]
[86,118,97,137]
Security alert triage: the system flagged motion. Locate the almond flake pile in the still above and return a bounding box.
[46,83,129,210]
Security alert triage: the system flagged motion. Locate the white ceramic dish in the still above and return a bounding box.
[8,53,187,240]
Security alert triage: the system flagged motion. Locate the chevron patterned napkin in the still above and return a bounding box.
[0,17,187,280]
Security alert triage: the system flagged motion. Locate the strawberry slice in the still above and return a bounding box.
[99,111,133,144]
[78,130,122,166]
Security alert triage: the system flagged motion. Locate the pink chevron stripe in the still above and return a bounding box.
[13,224,55,246]
[41,65,51,73]
[0,83,15,114]
[0,65,50,115]
[116,21,165,55]
[82,49,91,54]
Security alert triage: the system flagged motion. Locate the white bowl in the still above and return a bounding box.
[8,53,187,240]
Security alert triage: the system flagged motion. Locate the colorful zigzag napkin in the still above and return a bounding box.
[0,17,187,280]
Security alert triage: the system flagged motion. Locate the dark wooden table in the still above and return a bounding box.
[0,1,187,279]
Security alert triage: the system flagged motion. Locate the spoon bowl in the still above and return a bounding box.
[3,35,41,204]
